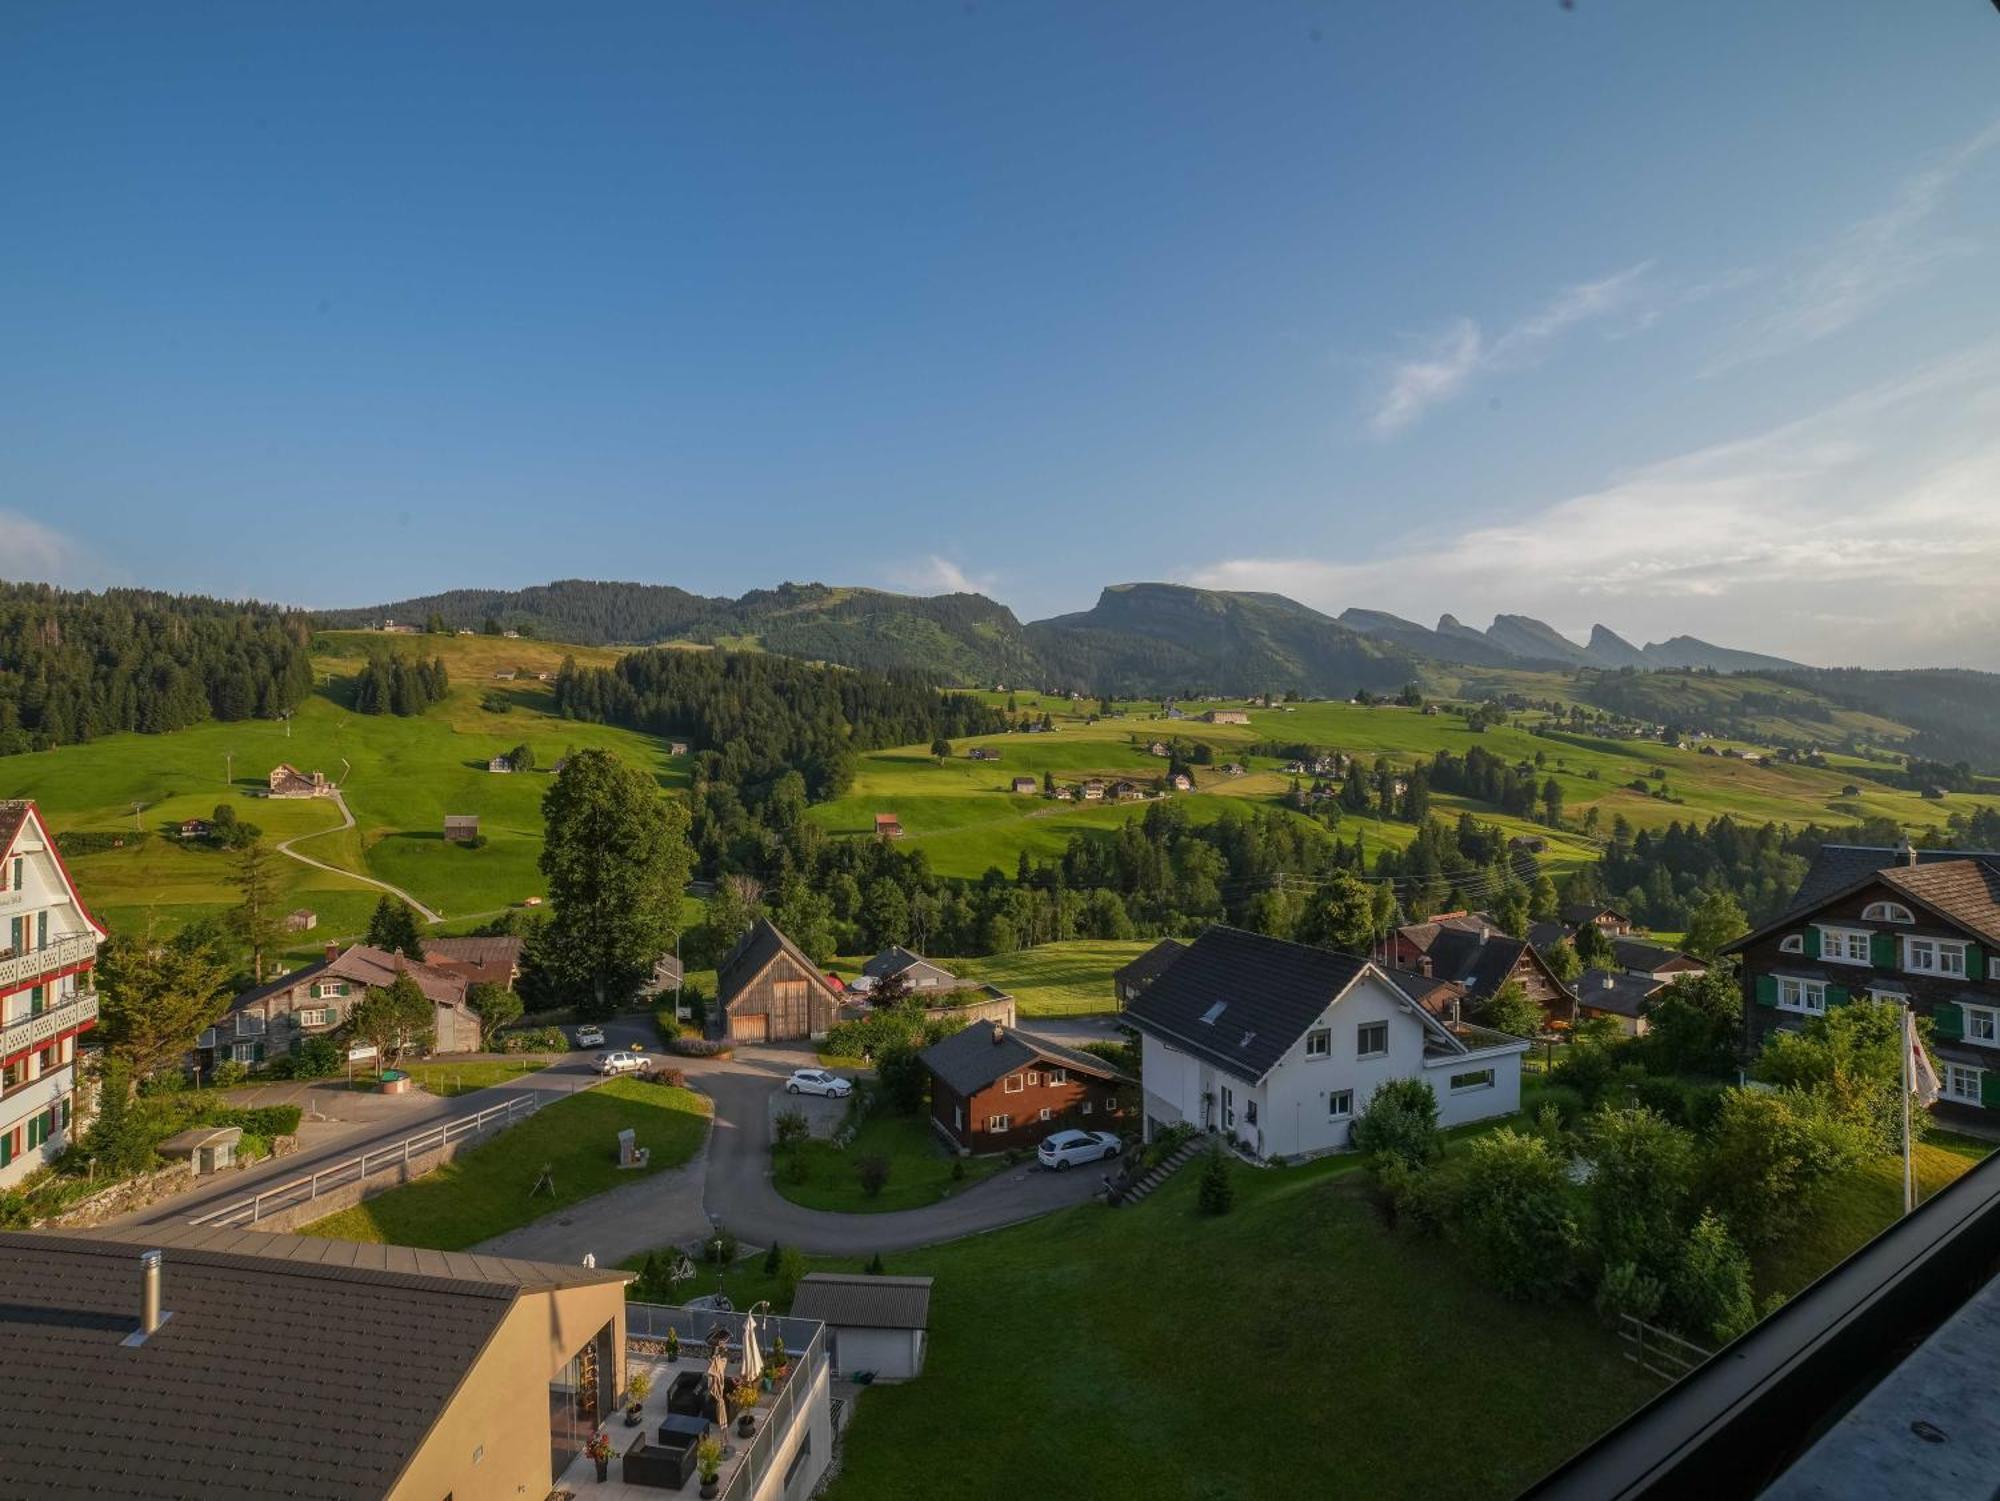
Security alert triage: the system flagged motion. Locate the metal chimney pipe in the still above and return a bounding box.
[140,1249,162,1334]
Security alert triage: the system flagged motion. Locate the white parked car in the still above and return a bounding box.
[785,1068,853,1098]
[1038,1129,1122,1171]
[574,1025,606,1048]
[595,1050,644,1076]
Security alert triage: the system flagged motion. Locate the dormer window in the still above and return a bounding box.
[1862,901,1915,924]
[1199,1001,1228,1025]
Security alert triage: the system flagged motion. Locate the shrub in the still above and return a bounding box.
[865,1252,887,1275]
[1456,1129,1580,1302]
[1528,1083,1587,1128]
[1755,999,1916,1155]
[1350,1077,1440,1168]
[639,1065,687,1088]
[777,1246,809,1301]
[1700,1087,1870,1246]
[667,1038,730,1058]
[652,1003,682,1045]
[1670,1210,1757,1345]
[857,1155,891,1198]
[1197,1148,1235,1216]
[763,1241,782,1276]
[293,1036,343,1078]
[1594,1260,1665,1329]
[1582,1106,1696,1281]
[773,1110,809,1151]
[874,1043,928,1116]
[211,1059,249,1088]
[1374,1155,1460,1237]
[500,1025,569,1053]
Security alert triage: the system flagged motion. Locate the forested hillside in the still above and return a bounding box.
[0,583,314,753]
[1774,668,2000,773]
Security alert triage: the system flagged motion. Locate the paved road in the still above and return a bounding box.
[696,1044,1109,1256]
[118,1055,606,1227]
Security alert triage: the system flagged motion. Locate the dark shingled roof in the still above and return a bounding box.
[1527,920,1569,952]
[1610,937,1701,974]
[1123,926,1376,1083]
[1113,937,1187,988]
[717,918,838,1008]
[1577,968,1663,1020]
[920,1022,1129,1097]
[1561,904,1629,927]
[1729,846,2000,951]
[790,1273,932,1330]
[0,1223,628,1501]
[1420,927,1531,1000]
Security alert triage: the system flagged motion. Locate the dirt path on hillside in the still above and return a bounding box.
[274,788,444,923]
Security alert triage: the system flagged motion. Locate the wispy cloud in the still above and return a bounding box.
[1711,116,2000,372]
[1366,262,1658,436]
[888,554,999,597]
[1204,343,2000,668]
[0,510,94,586]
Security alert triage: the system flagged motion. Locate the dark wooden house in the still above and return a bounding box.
[716,919,842,1044]
[920,1022,1132,1154]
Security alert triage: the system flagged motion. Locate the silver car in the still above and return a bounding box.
[785,1068,853,1098]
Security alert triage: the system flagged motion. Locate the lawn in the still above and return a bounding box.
[953,939,1154,1016]
[299,1076,711,1249]
[394,1057,552,1098]
[772,1110,1003,1214]
[641,1153,1657,1501]
[1754,1130,1994,1299]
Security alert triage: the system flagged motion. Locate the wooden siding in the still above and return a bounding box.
[723,950,838,1043]
[929,1065,1127,1154]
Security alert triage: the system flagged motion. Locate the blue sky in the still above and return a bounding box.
[3,3,1998,666]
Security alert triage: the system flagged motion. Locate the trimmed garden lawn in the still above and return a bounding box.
[300,1077,710,1249]
[773,1111,1003,1214]
[1754,1130,1994,1299]
[657,1152,1654,1500]
[397,1058,552,1097]
[955,940,1154,1016]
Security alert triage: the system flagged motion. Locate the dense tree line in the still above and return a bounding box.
[350,653,449,715]
[1774,667,2000,773]
[0,584,314,753]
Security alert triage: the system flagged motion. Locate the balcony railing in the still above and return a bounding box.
[0,933,96,992]
[0,990,98,1058]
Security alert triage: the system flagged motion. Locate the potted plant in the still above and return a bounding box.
[696,1436,723,1499]
[585,1428,613,1483]
[663,1327,680,1364]
[732,1379,760,1436]
[625,1369,653,1426]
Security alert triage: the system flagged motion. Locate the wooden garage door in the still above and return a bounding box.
[730,1013,769,1044]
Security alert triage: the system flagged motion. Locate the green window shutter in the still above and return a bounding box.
[1933,1002,1964,1041]
[1826,984,1851,1008]
[1871,932,1896,967]
[1802,928,1821,958]
[253,1041,266,1064]
[1968,948,1987,981]
[1982,1072,2000,1110]
[1754,973,1778,1009]
[0,1133,11,1167]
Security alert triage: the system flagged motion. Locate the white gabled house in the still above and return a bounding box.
[1123,926,1529,1161]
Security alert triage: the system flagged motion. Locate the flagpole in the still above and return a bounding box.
[1903,1009,1915,1217]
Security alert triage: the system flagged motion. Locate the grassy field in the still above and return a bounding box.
[9,630,676,947]
[952,939,1154,1016]
[773,1110,1004,1214]
[648,1152,1656,1501]
[299,1076,710,1249]
[1754,1130,1993,1299]
[394,1058,552,1098]
[812,694,1993,882]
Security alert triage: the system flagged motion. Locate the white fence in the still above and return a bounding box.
[186,1091,545,1229]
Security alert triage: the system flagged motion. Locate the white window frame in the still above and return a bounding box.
[1304,1028,1331,1059]
[1777,976,1827,1014]
[1963,1004,2000,1045]
[1817,926,1872,965]
[1449,1069,1496,1093]
[230,1043,257,1063]
[1327,1089,1354,1119]
[1002,1074,1024,1094]
[1025,1070,1041,1087]
[1079,1100,1093,1116]
[1038,1107,1052,1122]
[1862,901,1915,924]
[985,1114,1010,1133]
[1220,1085,1235,1129]
[1779,934,1804,954]
[1357,1021,1388,1059]
[1945,1064,1984,1106]
[1905,936,1968,977]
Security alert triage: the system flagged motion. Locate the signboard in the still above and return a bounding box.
[347,1044,379,1062]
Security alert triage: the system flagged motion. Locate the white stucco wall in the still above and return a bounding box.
[1140,972,1525,1159]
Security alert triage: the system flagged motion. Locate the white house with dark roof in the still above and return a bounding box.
[1123,926,1528,1161]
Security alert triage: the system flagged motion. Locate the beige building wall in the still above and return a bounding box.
[388,1281,627,1501]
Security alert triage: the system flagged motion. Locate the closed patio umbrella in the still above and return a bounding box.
[706,1346,731,1429]
[741,1310,763,1387]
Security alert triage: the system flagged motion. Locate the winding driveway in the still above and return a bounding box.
[275,788,442,923]
[694,1042,1109,1256]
